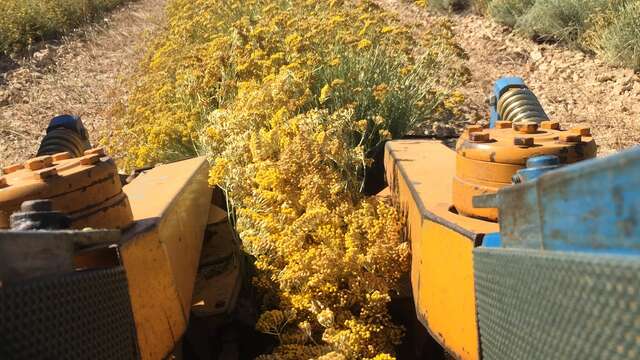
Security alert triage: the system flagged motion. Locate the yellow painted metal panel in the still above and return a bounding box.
[121,157,212,360]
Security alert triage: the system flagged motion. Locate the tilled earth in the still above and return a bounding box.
[378,0,640,156]
[0,0,165,168]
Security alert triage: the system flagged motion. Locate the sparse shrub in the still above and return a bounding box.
[428,0,472,12]
[488,0,535,27]
[0,0,128,54]
[517,0,609,43]
[597,1,640,70]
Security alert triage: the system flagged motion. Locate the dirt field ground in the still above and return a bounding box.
[378,0,640,156]
[0,0,165,168]
[1,0,638,168]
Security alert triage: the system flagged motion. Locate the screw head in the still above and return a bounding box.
[495,121,512,129]
[2,163,24,174]
[470,132,491,143]
[84,147,106,157]
[570,127,591,137]
[53,152,72,161]
[514,136,534,147]
[514,122,539,134]
[25,156,53,171]
[80,154,101,165]
[559,133,582,143]
[541,121,560,130]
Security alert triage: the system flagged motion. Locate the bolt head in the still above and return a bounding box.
[559,133,582,143]
[541,121,560,130]
[53,152,72,161]
[80,154,101,165]
[470,132,491,143]
[514,122,539,134]
[514,136,534,147]
[25,156,53,171]
[570,127,591,137]
[466,125,484,134]
[20,199,53,212]
[84,147,106,157]
[0,177,7,188]
[2,163,24,174]
[36,168,58,179]
[495,121,512,129]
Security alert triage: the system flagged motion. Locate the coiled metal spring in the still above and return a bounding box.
[497,87,549,124]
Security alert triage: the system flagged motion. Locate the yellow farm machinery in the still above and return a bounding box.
[1,77,639,359]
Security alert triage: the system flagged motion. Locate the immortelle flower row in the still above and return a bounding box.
[109,0,469,358]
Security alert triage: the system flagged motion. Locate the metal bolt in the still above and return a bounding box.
[541,121,560,130]
[10,199,71,230]
[470,132,491,143]
[467,125,484,134]
[80,154,101,165]
[514,136,534,147]
[84,147,106,157]
[495,121,512,129]
[0,177,7,188]
[52,152,72,161]
[35,168,58,179]
[25,156,53,171]
[2,163,24,174]
[514,122,539,134]
[559,133,582,143]
[21,199,53,212]
[570,127,591,137]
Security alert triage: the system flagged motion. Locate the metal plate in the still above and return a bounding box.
[0,267,138,360]
[474,247,640,360]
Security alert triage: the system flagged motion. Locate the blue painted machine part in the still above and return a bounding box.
[489,77,526,128]
[47,114,86,136]
[513,155,561,183]
[482,232,502,248]
[473,146,640,255]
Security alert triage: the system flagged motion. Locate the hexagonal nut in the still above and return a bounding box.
[470,132,491,143]
[35,168,58,179]
[2,163,24,174]
[514,136,534,147]
[570,127,591,137]
[514,122,539,134]
[541,121,560,130]
[466,125,484,134]
[53,152,72,161]
[80,154,101,165]
[495,121,512,129]
[25,156,53,171]
[559,133,582,143]
[84,147,106,157]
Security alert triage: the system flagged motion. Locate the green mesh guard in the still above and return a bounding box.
[474,248,640,360]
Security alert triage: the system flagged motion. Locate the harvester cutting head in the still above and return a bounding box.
[453,77,597,221]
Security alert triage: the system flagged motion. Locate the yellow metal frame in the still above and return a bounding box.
[385,140,498,360]
[120,157,212,360]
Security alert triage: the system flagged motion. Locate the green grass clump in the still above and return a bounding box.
[487,0,535,27]
[0,0,128,54]
[597,1,640,69]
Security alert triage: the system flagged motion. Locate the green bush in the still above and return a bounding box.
[0,0,128,54]
[428,0,472,12]
[598,1,640,70]
[488,0,535,27]
[517,0,609,43]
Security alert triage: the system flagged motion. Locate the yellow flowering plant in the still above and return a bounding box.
[111,0,469,358]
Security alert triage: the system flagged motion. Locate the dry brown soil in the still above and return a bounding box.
[0,0,165,168]
[379,0,640,156]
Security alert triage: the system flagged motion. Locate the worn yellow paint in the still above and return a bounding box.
[120,157,212,360]
[385,140,499,360]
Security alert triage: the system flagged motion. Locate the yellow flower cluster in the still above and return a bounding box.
[111,0,469,358]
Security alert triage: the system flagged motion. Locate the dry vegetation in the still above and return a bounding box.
[110,0,469,358]
[422,0,640,70]
[0,0,133,54]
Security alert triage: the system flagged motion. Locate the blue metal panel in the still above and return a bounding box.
[474,146,640,255]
